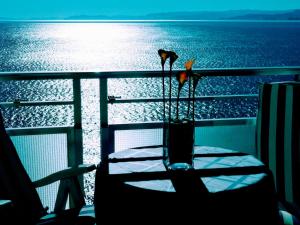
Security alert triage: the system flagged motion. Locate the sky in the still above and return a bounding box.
[1,0,300,19]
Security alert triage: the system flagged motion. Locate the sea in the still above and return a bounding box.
[0,20,300,204]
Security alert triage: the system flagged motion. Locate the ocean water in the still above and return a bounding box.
[1,21,299,124]
[1,21,300,71]
[0,21,299,203]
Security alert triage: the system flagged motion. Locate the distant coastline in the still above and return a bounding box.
[1,9,300,21]
[1,20,300,24]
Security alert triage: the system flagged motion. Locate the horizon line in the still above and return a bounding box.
[1,8,300,21]
[1,19,300,23]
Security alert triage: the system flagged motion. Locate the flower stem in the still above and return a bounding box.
[187,75,191,119]
[192,87,195,121]
[162,66,166,148]
[162,66,165,121]
[176,86,180,120]
[169,66,172,122]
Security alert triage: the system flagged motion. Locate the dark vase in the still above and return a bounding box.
[163,119,195,167]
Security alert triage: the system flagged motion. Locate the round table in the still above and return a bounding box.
[95,146,280,224]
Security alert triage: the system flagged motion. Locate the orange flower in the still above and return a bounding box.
[185,59,195,71]
[169,51,178,67]
[176,71,188,85]
[158,49,169,67]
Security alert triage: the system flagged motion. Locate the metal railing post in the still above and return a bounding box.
[72,78,83,167]
[99,78,111,160]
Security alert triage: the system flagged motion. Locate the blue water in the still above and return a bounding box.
[0,21,299,125]
[1,21,300,71]
[0,21,299,203]
[1,21,300,79]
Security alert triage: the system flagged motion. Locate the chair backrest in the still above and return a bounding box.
[0,110,46,224]
[256,81,300,208]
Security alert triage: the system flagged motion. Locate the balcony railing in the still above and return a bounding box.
[1,66,300,165]
[0,66,299,207]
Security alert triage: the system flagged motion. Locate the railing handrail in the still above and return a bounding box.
[0,66,300,80]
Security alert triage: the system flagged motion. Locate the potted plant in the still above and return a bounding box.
[158,49,203,167]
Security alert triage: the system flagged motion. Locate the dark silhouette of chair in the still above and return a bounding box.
[0,110,96,225]
[256,81,300,224]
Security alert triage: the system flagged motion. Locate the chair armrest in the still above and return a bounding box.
[33,164,96,188]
